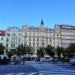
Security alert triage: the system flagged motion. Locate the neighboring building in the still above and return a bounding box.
[22,20,54,54]
[5,27,23,51]
[55,24,75,48]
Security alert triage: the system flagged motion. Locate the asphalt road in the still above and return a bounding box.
[0,63,38,74]
[57,63,75,70]
[0,61,75,75]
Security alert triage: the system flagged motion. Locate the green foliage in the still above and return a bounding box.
[26,46,34,55]
[55,47,64,58]
[67,43,75,53]
[0,59,10,65]
[0,43,5,54]
[45,45,55,57]
[25,57,32,61]
[16,44,34,57]
[7,49,16,57]
[37,47,45,58]
[16,44,27,55]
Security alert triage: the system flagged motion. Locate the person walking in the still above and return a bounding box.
[13,56,17,65]
[22,56,26,65]
[40,57,43,64]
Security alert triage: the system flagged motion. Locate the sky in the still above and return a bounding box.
[0,0,75,29]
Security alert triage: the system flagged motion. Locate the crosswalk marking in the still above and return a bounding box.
[5,73,26,75]
[39,71,75,75]
[27,72,37,75]
[6,73,15,75]
[16,73,26,75]
[28,72,38,75]
[3,71,75,75]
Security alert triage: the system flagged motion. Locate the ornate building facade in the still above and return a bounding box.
[22,20,54,53]
[0,20,75,54]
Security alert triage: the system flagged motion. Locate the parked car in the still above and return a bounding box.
[69,57,75,65]
[43,57,53,62]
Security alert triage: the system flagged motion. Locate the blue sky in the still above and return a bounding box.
[0,0,75,29]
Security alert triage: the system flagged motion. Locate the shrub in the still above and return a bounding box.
[26,57,31,61]
[0,59,10,65]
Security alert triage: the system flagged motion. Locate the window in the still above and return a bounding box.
[33,38,35,41]
[42,43,44,46]
[24,33,27,36]
[42,38,44,41]
[29,38,31,41]
[29,33,31,36]
[37,38,39,41]
[29,42,31,46]
[50,39,51,42]
[33,33,35,36]
[18,33,21,36]
[6,44,8,47]
[33,42,35,46]
[26,33,27,36]
[1,37,3,40]
[37,43,39,47]
[19,38,21,42]
[46,38,48,41]
[57,34,59,36]
[7,33,10,36]
[6,38,9,42]
[11,44,15,48]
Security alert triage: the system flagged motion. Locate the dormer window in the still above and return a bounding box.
[7,33,10,36]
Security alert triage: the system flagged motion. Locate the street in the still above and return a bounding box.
[0,61,75,75]
[0,62,38,74]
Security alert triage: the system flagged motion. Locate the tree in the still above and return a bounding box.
[67,43,75,53]
[64,43,75,58]
[37,47,45,58]
[26,46,34,58]
[55,47,64,59]
[17,44,34,58]
[16,44,27,55]
[0,43,5,54]
[7,49,16,57]
[45,45,55,58]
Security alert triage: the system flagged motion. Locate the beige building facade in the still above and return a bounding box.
[22,20,54,53]
[0,21,75,53]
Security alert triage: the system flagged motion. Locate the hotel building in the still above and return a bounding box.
[22,20,54,53]
[0,20,75,53]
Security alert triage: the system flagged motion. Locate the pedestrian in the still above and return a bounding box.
[40,57,43,64]
[22,56,25,65]
[53,57,56,64]
[37,57,40,62]
[13,56,17,65]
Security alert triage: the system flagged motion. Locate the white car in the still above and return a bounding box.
[43,57,53,62]
[70,57,75,65]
